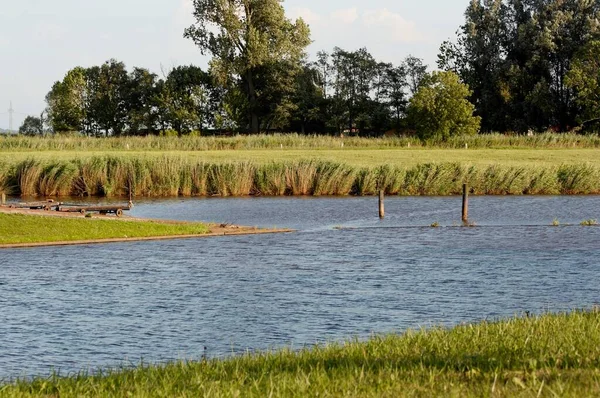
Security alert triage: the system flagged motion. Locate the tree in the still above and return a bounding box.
[45,67,87,133]
[126,67,161,134]
[379,65,408,129]
[407,71,481,140]
[331,47,379,133]
[158,65,215,135]
[290,64,324,133]
[19,115,45,136]
[184,0,311,133]
[439,0,600,132]
[567,43,600,124]
[89,60,130,136]
[403,55,428,96]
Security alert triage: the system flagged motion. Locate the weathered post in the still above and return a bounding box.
[462,183,469,223]
[379,190,385,219]
[1,193,5,205]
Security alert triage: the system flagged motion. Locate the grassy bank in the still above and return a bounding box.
[0,213,209,245]
[0,156,599,197]
[3,310,600,397]
[2,132,600,151]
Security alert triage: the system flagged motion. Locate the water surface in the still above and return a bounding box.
[1,196,599,379]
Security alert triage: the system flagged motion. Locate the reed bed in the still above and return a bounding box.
[2,132,600,152]
[0,156,599,197]
[3,309,600,397]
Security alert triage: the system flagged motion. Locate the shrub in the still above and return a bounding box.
[407,71,481,141]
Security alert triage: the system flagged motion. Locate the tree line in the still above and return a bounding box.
[438,0,600,133]
[28,51,435,137]
[23,0,600,138]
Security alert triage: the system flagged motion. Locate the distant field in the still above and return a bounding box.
[1,132,600,152]
[3,148,599,167]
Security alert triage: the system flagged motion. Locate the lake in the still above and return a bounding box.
[1,196,599,379]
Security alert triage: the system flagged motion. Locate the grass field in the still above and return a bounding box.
[3,148,600,167]
[2,309,600,397]
[1,134,598,197]
[0,213,209,245]
[2,132,600,151]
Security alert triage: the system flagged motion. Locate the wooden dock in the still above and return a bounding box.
[57,202,133,217]
[3,199,62,211]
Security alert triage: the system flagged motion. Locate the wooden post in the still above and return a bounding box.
[462,183,469,223]
[379,190,385,219]
[1,193,5,205]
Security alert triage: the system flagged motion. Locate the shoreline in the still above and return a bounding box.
[0,207,294,249]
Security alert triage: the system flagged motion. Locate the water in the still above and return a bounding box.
[1,196,599,380]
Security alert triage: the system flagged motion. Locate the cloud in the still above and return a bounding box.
[289,7,322,25]
[290,7,425,45]
[331,8,359,25]
[362,8,425,43]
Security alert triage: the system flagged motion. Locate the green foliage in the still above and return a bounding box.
[566,40,600,122]
[3,310,600,397]
[184,0,311,133]
[18,115,45,136]
[441,0,600,132]
[407,71,481,140]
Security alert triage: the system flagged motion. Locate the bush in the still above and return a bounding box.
[407,71,481,141]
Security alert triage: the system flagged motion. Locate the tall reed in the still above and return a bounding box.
[15,159,43,196]
[1,157,599,197]
[0,161,12,194]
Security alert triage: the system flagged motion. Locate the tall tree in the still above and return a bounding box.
[439,0,600,132]
[331,47,379,133]
[380,65,408,129]
[45,67,87,133]
[89,60,130,136]
[566,40,600,123]
[126,67,161,135]
[158,65,215,135]
[184,0,311,133]
[403,55,429,96]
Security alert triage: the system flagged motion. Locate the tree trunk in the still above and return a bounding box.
[246,71,260,134]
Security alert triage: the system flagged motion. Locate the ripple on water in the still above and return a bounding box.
[1,196,600,378]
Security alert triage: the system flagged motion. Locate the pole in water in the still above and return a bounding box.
[1,193,5,205]
[462,183,469,223]
[379,190,385,219]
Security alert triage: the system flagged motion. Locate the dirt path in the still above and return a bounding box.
[0,206,294,249]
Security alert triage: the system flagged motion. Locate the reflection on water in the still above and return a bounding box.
[1,196,599,379]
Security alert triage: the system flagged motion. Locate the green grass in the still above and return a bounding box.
[2,310,600,397]
[0,213,209,245]
[2,148,600,168]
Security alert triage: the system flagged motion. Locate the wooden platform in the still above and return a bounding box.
[57,202,133,217]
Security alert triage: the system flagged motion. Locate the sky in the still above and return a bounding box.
[0,0,470,130]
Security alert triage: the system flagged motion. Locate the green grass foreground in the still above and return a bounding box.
[2,310,600,397]
[0,213,209,245]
